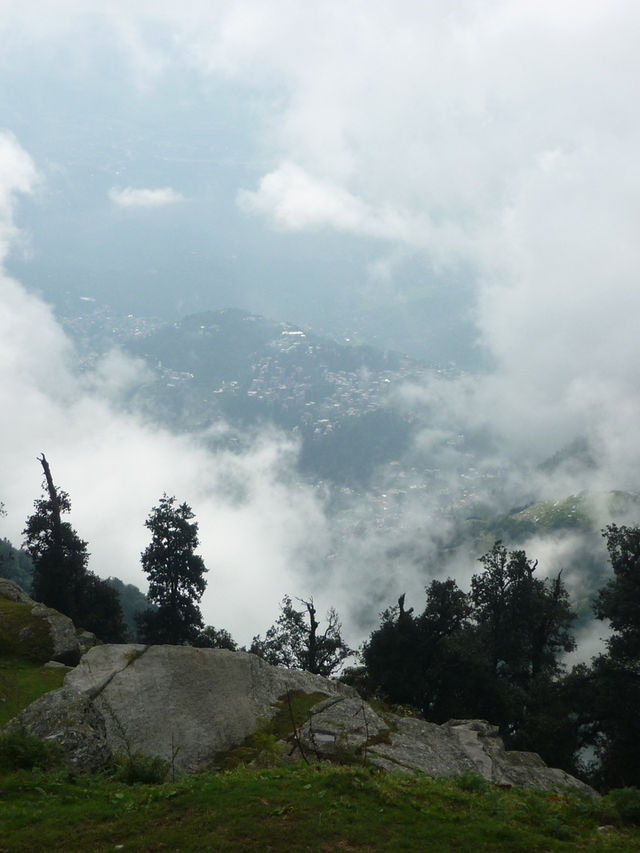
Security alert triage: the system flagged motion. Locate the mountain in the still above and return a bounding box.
[66,306,438,485]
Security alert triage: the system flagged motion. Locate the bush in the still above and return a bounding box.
[0,728,63,771]
[454,770,489,794]
[607,786,640,825]
[113,753,169,785]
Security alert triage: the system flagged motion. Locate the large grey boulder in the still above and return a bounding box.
[8,644,354,773]
[5,643,594,793]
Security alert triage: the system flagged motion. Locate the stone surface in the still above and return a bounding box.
[0,578,35,604]
[4,643,595,793]
[29,603,81,666]
[10,644,355,774]
[6,687,111,772]
[291,699,595,794]
[0,578,81,665]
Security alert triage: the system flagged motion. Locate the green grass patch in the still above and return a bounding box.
[0,600,54,662]
[0,763,639,852]
[0,653,68,728]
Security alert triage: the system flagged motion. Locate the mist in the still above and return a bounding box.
[1,3,639,652]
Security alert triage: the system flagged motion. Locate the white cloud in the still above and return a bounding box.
[0,135,330,645]
[0,132,39,263]
[1,3,640,643]
[108,186,185,208]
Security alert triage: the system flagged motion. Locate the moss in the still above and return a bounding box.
[216,690,329,770]
[0,599,54,662]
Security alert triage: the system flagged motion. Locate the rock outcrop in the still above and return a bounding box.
[5,643,594,793]
[294,697,590,791]
[0,578,82,665]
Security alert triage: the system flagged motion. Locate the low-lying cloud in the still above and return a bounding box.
[1,4,638,656]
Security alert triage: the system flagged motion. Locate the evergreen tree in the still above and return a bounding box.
[363,580,477,715]
[137,494,207,645]
[362,543,578,770]
[585,524,640,788]
[22,454,125,641]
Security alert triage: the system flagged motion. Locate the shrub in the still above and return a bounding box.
[0,728,63,771]
[113,753,169,785]
[454,770,489,794]
[607,786,640,825]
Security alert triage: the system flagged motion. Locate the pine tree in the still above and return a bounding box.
[23,454,125,641]
[137,494,207,645]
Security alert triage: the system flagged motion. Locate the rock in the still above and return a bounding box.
[29,603,81,666]
[0,578,35,604]
[76,629,101,655]
[0,578,81,665]
[9,645,355,774]
[6,687,111,772]
[4,643,595,793]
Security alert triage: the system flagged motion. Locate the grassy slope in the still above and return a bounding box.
[0,654,68,728]
[1,763,639,853]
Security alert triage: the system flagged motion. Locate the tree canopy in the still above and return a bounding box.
[22,454,125,642]
[582,524,640,788]
[362,542,577,765]
[251,596,352,676]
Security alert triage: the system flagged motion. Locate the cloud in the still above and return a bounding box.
[0,132,39,263]
[108,186,185,208]
[0,136,331,645]
[1,4,639,650]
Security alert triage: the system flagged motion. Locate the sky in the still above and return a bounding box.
[1,1,640,648]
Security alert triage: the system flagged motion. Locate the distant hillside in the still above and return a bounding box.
[484,491,640,542]
[67,306,435,485]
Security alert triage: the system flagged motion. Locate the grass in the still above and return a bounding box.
[0,762,639,852]
[0,653,68,728]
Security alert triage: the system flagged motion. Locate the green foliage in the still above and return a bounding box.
[112,753,170,785]
[221,722,284,770]
[596,523,640,662]
[363,543,580,773]
[22,457,126,641]
[192,625,237,650]
[104,576,154,642]
[251,595,351,676]
[0,537,33,591]
[23,484,89,623]
[220,691,328,769]
[579,525,640,790]
[0,763,638,852]
[605,787,640,825]
[363,578,477,717]
[137,494,207,645]
[454,770,490,794]
[0,728,63,772]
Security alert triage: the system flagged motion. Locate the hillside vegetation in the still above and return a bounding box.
[2,762,640,853]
